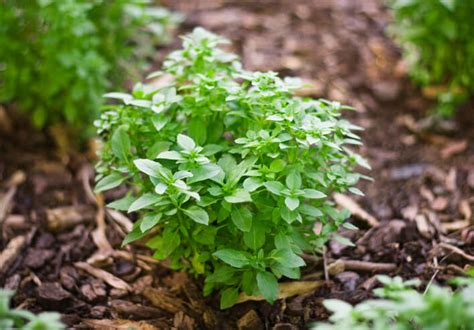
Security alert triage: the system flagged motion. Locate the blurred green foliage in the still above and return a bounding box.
[389,0,474,117]
[313,274,474,330]
[0,0,181,137]
[0,289,64,329]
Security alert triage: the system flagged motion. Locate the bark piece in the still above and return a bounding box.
[143,287,189,314]
[0,235,26,274]
[237,281,323,304]
[110,299,166,319]
[237,310,263,330]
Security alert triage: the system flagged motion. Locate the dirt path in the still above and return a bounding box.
[1,1,473,328]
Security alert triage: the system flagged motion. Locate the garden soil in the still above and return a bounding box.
[1,0,473,328]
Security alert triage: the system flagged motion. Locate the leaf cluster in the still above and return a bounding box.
[96,27,367,308]
[388,0,474,117]
[0,0,181,136]
[313,275,474,330]
[0,289,64,330]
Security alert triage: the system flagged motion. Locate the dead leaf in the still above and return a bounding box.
[74,262,131,291]
[236,281,323,304]
[333,193,379,226]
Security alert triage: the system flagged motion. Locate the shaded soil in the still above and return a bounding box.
[1,0,473,329]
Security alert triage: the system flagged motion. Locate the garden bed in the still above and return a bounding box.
[1,0,473,328]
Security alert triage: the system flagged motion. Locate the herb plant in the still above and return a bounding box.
[313,275,474,330]
[388,0,474,117]
[0,0,181,136]
[96,28,368,308]
[0,289,64,330]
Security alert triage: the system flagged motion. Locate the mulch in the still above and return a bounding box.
[1,0,473,329]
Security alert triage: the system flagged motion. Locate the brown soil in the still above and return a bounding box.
[1,0,473,329]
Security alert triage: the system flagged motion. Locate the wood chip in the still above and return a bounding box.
[441,139,467,159]
[143,287,189,314]
[434,243,474,262]
[74,261,131,291]
[46,205,95,232]
[237,310,263,330]
[236,281,323,304]
[82,319,160,330]
[0,170,26,224]
[333,193,379,226]
[332,259,397,273]
[0,235,26,274]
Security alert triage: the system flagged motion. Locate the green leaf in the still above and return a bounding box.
[227,157,257,187]
[243,177,263,192]
[134,159,171,179]
[256,271,278,303]
[107,194,135,211]
[151,116,168,132]
[95,173,125,193]
[111,125,131,162]
[220,287,239,309]
[122,225,147,246]
[213,249,249,268]
[304,189,326,199]
[270,249,305,268]
[225,189,252,203]
[177,134,196,150]
[148,230,181,259]
[299,204,323,217]
[128,193,162,213]
[243,222,266,250]
[285,197,300,211]
[286,172,302,190]
[205,266,236,284]
[264,181,285,195]
[270,159,285,172]
[157,150,183,160]
[188,117,207,145]
[183,206,209,225]
[140,213,162,232]
[188,164,222,184]
[231,208,252,232]
[271,264,300,279]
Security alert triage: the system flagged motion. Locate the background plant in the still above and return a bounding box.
[388,0,474,117]
[0,0,181,137]
[312,274,474,330]
[95,27,368,308]
[0,289,64,330]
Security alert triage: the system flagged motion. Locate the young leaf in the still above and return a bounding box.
[284,197,300,211]
[157,150,183,160]
[177,134,196,151]
[188,117,207,145]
